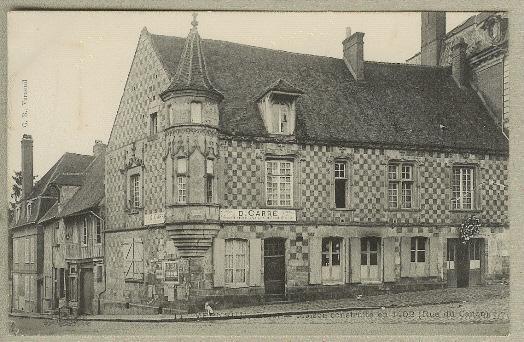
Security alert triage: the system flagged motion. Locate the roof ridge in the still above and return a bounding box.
[365,60,448,70]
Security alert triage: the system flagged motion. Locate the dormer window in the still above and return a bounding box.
[190,102,202,124]
[257,79,303,136]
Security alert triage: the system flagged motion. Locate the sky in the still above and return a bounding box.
[7,11,476,189]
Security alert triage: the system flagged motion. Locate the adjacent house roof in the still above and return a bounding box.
[58,150,105,218]
[12,153,94,228]
[150,32,508,153]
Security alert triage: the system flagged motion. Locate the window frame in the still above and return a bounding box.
[205,159,214,203]
[321,237,343,283]
[129,173,141,209]
[149,112,158,135]
[265,159,294,207]
[95,219,102,244]
[410,237,427,263]
[452,165,476,210]
[224,239,249,287]
[388,162,415,209]
[334,161,348,209]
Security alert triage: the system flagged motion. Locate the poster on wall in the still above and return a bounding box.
[164,261,179,283]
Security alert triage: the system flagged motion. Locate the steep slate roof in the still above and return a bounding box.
[150,31,508,154]
[58,151,105,218]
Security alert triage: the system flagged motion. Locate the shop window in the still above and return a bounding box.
[225,239,248,285]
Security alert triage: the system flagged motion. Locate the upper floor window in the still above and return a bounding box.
[274,102,291,134]
[82,218,88,246]
[225,239,248,285]
[150,112,158,135]
[129,173,141,208]
[266,160,293,207]
[334,161,348,208]
[95,219,102,244]
[206,159,214,203]
[26,202,32,218]
[257,80,303,135]
[176,158,188,203]
[388,162,414,209]
[190,102,202,124]
[452,166,475,210]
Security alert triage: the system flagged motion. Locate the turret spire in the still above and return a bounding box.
[160,13,223,101]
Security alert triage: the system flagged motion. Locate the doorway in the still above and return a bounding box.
[446,238,484,287]
[79,268,94,315]
[264,238,286,296]
[360,237,381,282]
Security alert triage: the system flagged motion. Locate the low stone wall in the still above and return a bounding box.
[101,301,161,315]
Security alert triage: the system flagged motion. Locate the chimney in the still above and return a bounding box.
[21,134,34,199]
[421,12,446,66]
[451,38,468,87]
[93,140,107,157]
[342,28,365,81]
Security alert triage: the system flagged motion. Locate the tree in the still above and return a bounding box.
[8,171,23,223]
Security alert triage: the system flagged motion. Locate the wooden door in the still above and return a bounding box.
[264,238,286,295]
[79,269,94,315]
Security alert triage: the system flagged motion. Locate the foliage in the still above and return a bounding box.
[459,216,481,244]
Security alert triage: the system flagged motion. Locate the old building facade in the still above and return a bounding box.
[102,17,508,313]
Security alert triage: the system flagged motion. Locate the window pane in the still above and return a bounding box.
[361,253,367,265]
[401,164,412,180]
[369,238,378,251]
[417,250,426,262]
[370,253,378,265]
[388,165,398,180]
[333,240,340,253]
[411,250,416,262]
[322,240,329,253]
[411,237,416,250]
[335,162,346,179]
[388,182,398,207]
[401,182,412,208]
[332,253,340,266]
[361,239,367,251]
[322,253,330,266]
[335,179,346,208]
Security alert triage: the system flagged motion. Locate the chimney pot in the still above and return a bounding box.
[21,134,34,199]
[342,31,365,81]
[421,12,446,66]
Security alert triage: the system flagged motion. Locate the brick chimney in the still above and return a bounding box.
[451,38,468,87]
[421,12,446,66]
[93,140,107,157]
[342,28,365,81]
[21,134,34,199]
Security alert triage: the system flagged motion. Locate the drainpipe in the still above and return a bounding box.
[89,210,106,315]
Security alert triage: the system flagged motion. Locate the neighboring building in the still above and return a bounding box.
[39,142,106,315]
[10,135,94,313]
[102,16,508,314]
[407,12,509,136]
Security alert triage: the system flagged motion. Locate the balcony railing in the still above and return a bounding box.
[65,242,104,260]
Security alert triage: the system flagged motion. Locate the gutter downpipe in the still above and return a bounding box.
[88,210,106,315]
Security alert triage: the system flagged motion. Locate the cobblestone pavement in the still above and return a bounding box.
[8,285,510,336]
[213,283,509,316]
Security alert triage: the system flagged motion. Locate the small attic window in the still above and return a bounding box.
[257,79,303,136]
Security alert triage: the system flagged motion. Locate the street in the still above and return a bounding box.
[9,296,510,336]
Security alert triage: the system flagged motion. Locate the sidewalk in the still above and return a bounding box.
[9,283,509,323]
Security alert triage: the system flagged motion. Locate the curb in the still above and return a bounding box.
[8,299,466,323]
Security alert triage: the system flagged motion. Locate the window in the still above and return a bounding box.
[274,103,290,133]
[123,238,144,281]
[177,177,187,203]
[266,160,293,206]
[361,237,379,266]
[388,163,414,209]
[334,162,348,208]
[410,237,426,263]
[26,202,32,218]
[150,112,158,135]
[129,173,141,208]
[321,237,342,282]
[24,237,29,264]
[95,219,102,244]
[96,265,103,283]
[190,102,202,124]
[225,239,248,285]
[469,239,481,261]
[82,218,88,246]
[452,166,475,210]
[206,159,214,203]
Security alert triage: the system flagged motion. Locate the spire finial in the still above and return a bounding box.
[191,12,198,28]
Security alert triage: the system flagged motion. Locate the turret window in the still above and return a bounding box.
[176,158,188,203]
[190,102,202,124]
[206,159,214,203]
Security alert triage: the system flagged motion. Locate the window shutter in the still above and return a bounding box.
[309,237,321,284]
[122,239,132,279]
[429,236,441,277]
[249,239,262,286]
[213,238,225,287]
[383,237,396,282]
[400,237,411,277]
[134,238,144,279]
[350,237,361,283]
[344,238,351,283]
